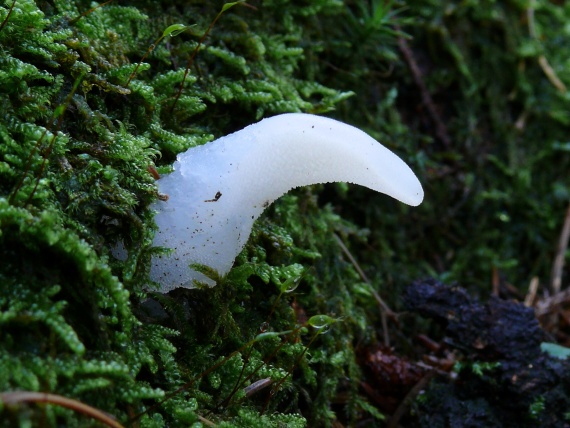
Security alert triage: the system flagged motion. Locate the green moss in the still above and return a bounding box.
[2,0,570,426]
[0,0,364,426]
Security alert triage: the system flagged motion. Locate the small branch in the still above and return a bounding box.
[69,0,115,26]
[333,233,395,346]
[197,415,217,427]
[333,233,370,283]
[386,370,436,428]
[127,24,190,86]
[537,56,567,93]
[525,276,539,307]
[243,378,273,398]
[550,202,570,294]
[535,288,570,317]
[514,109,529,133]
[527,1,567,93]
[0,391,123,428]
[0,0,16,33]
[170,2,244,113]
[126,40,159,86]
[396,29,452,148]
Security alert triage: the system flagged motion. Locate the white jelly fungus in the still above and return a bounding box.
[150,113,423,292]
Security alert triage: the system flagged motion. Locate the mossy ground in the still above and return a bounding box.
[1,0,569,427]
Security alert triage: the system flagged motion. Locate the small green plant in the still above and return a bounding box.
[453,361,501,377]
[0,1,366,426]
[126,23,190,86]
[529,395,545,420]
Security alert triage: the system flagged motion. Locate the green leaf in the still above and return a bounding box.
[541,342,570,360]
[221,1,244,13]
[162,24,188,38]
[254,331,292,342]
[307,315,338,330]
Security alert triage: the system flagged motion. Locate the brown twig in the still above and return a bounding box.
[170,2,244,113]
[535,288,570,317]
[550,202,570,294]
[537,56,567,93]
[396,29,452,148]
[126,41,159,86]
[260,329,319,415]
[0,0,16,33]
[243,378,273,398]
[525,276,539,307]
[386,370,436,428]
[0,391,124,428]
[333,233,395,347]
[197,415,217,427]
[69,0,115,25]
[527,1,567,93]
[127,24,191,86]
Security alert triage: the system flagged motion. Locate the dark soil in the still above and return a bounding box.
[402,279,570,428]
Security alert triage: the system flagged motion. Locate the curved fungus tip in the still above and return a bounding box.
[150,113,424,292]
